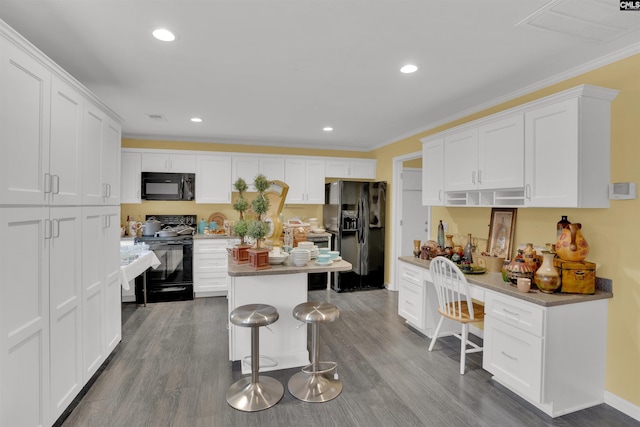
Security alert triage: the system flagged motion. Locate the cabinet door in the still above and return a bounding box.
[422,138,444,206]
[102,119,121,205]
[477,114,524,190]
[232,157,259,191]
[483,315,543,403]
[284,158,306,203]
[349,159,376,179]
[324,159,350,178]
[168,154,196,173]
[120,152,141,203]
[260,157,285,183]
[0,207,51,427]
[103,207,121,354]
[196,155,232,203]
[81,207,106,379]
[50,77,83,205]
[0,40,51,205]
[82,106,106,205]
[141,153,170,172]
[49,207,83,420]
[305,159,325,204]
[397,263,424,328]
[524,99,579,207]
[443,129,477,191]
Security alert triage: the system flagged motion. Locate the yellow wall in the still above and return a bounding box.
[373,53,640,406]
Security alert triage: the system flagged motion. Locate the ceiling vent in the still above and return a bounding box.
[147,113,167,122]
[517,0,640,43]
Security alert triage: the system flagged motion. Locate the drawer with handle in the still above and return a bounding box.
[484,291,544,337]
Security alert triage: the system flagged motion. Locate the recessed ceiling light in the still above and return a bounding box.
[190,117,203,123]
[400,64,418,74]
[323,127,333,132]
[152,28,176,42]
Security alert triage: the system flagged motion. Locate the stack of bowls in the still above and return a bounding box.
[297,241,318,259]
[290,248,311,267]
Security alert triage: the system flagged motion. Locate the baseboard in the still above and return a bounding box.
[604,391,640,422]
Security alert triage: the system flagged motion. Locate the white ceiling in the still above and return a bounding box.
[1,0,639,151]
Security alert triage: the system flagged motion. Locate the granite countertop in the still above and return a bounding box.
[228,259,352,277]
[398,256,613,307]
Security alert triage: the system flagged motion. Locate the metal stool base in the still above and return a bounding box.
[288,371,343,403]
[226,376,284,412]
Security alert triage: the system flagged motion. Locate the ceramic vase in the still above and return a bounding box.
[506,258,534,285]
[556,223,589,261]
[535,252,560,294]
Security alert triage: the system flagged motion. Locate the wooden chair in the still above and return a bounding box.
[428,256,484,374]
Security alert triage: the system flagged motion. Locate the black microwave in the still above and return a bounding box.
[141,172,195,201]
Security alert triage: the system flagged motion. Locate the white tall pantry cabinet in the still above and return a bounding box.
[0,20,122,427]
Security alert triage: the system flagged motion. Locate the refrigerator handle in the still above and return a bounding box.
[358,196,365,243]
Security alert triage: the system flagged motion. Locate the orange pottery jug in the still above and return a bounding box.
[556,223,589,262]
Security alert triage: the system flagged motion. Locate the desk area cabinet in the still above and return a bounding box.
[396,257,610,418]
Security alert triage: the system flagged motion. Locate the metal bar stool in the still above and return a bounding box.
[226,304,284,412]
[288,302,343,402]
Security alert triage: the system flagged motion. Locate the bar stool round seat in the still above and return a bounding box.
[226,304,284,412]
[288,302,343,403]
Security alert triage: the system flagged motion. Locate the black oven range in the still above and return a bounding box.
[134,215,196,303]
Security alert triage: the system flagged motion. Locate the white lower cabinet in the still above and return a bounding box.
[398,262,425,329]
[483,290,608,417]
[194,239,236,297]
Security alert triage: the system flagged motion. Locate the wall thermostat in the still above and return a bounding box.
[609,182,637,200]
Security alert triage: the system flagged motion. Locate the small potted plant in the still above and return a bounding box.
[231,177,251,264]
[247,174,271,269]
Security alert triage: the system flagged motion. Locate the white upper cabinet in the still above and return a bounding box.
[426,85,617,208]
[285,158,325,204]
[524,86,617,208]
[120,151,142,204]
[232,156,285,191]
[0,38,52,205]
[421,137,444,206]
[443,129,477,191]
[444,114,524,192]
[196,154,232,204]
[82,104,122,205]
[141,152,196,173]
[477,114,524,190]
[49,77,84,205]
[325,158,376,179]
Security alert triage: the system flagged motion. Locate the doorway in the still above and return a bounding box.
[389,151,431,291]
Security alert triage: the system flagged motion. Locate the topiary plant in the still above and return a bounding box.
[246,174,271,248]
[233,219,248,244]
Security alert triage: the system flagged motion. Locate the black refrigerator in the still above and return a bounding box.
[323,180,386,292]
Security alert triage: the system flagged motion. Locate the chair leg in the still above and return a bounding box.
[460,323,468,375]
[428,316,444,352]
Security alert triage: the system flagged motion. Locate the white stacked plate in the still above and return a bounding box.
[290,248,311,267]
[297,241,315,250]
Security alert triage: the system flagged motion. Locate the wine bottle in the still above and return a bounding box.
[437,220,445,248]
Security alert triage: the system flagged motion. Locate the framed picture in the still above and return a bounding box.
[487,208,517,259]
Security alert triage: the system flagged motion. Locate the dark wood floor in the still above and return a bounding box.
[60,289,638,427]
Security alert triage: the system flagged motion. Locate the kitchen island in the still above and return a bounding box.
[227,259,352,374]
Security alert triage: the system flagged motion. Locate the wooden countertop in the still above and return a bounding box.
[228,259,352,277]
[398,256,613,307]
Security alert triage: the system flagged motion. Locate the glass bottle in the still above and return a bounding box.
[464,233,474,263]
[437,220,445,248]
[557,215,571,240]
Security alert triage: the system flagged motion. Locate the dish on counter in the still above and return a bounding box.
[207,212,227,230]
[315,259,333,266]
[310,228,325,233]
[461,266,487,275]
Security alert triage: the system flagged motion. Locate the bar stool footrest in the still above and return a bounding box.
[302,361,337,376]
[242,354,278,369]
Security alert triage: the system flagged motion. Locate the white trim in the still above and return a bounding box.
[604,391,640,422]
[372,43,640,151]
[390,151,425,292]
